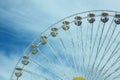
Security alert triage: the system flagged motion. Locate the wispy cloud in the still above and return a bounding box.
[0,52,19,80]
[1,0,120,80]
[1,0,120,34]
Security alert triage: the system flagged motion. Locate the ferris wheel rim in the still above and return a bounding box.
[10,10,120,80]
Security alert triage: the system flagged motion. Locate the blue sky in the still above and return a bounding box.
[1,0,120,80]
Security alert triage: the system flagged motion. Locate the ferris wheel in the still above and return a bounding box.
[10,10,120,80]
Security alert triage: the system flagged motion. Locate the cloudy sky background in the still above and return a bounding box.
[1,0,120,80]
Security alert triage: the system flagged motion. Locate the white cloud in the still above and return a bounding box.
[0,52,19,80]
[1,0,120,80]
[1,0,120,35]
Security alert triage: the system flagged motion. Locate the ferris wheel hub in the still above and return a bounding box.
[73,77,85,80]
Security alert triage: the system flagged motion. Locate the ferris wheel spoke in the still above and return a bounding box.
[37,48,62,69]
[97,25,117,71]
[90,22,104,80]
[29,58,63,80]
[57,38,75,79]
[85,22,93,79]
[103,24,117,52]
[90,22,105,80]
[102,55,120,77]
[47,41,73,78]
[74,24,86,76]
[99,41,120,74]
[90,23,93,45]
[112,73,120,80]
[76,26,86,76]
[91,19,101,55]
[57,37,75,72]
[46,40,74,79]
[95,17,115,72]
[102,48,120,74]
[23,69,50,80]
[46,41,66,66]
[95,30,120,73]
[92,22,105,70]
[67,30,78,73]
[97,17,115,56]
[37,48,70,79]
[95,32,120,79]
[77,25,86,76]
[83,21,90,78]
[103,66,120,80]
[90,23,93,55]
[37,48,55,63]
[90,20,101,70]
[99,12,118,54]
[86,19,101,79]
[105,26,120,55]
[76,27,81,73]
[103,31,120,56]
[90,23,93,52]
[85,22,89,56]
